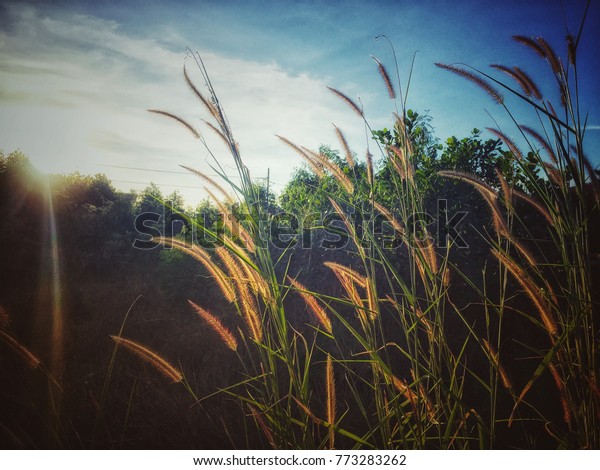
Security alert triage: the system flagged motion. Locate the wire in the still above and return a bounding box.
[111,180,205,189]
[98,163,285,187]
[98,164,190,174]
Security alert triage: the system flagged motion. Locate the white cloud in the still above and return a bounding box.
[0,3,377,205]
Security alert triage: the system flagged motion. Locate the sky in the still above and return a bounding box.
[0,0,598,206]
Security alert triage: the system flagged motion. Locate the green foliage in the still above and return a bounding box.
[281,112,523,219]
[279,146,341,216]
[372,110,439,192]
[54,172,117,210]
[278,167,323,216]
[133,182,164,214]
[279,145,372,219]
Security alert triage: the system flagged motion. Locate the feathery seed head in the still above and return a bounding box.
[435,63,504,104]
[111,335,183,383]
[372,56,396,99]
[327,86,364,117]
[188,300,238,351]
[0,330,40,369]
[287,276,332,333]
[148,109,201,139]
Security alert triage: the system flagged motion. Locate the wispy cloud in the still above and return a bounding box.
[0,2,376,204]
[3,1,598,203]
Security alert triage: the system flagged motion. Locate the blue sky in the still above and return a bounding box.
[1,0,598,205]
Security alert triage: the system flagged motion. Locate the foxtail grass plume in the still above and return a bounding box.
[512,189,553,225]
[183,64,221,122]
[495,168,513,206]
[292,396,323,425]
[365,151,374,186]
[410,368,437,421]
[316,154,354,194]
[482,339,513,390]
[234,274,263,342]
[326,354,336,449]
[535,37,562,74]
[0,330,41,369]
[333,124,355,168]
[494,170,541,267]
[372,56,396,99]
[548,363,572,426]
[328,199,366,261]
[148,109,201,140]
[204,188,259,253]
[491,249,558,338]
[485,128,524,160]
[326,86,364,118]
[435,63,504,105]
[276,136,326,177]
[188,300,238,351]
[512,36,564,95]
[111,335,183,383]
[325,262,368,324]
[365,282,379,322]
[296,146,355,194]
[542,162,565,189]
[381,365,419,410]
[490,64,542,100]
[373,201,405,236]
[323,262,367,288]
[436,170,542,267]
[341,276,368,325]
[389,145,414,182]
[215,209,256,254]
[180,165,231,201]
[287,276,332,334]
[249,406,276,448]
[512,35,546,57]
[393,113,414,156]
[439,170,511,239]
[201,119,230,148]
[518,125,558,165]
[437,170,495,195]
[217,246,262,342]
[236,254,271,300]
[511,67,543,100]
[157,237,236,303]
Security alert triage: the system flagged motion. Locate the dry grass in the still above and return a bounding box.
[0,330,41,369]
[111,336,183,383]
[326,354,336,449]
[188,300,238,352]
[287,276,332,334]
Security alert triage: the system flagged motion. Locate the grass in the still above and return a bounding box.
[137,11,599,448]
[2,8,595,450]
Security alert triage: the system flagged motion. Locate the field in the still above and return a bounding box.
[1,15,599,450]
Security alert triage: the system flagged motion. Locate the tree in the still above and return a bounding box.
[53,172,117,211]
[279,145,362,218]
[133,183,165,215]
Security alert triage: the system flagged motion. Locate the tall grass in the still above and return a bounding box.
[143,9,597,448]
[434,4,598,447]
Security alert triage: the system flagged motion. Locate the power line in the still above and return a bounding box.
[98,164,190,175]
[98,163,256,180]
[111,180,205,189]
[98,163,286,187]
